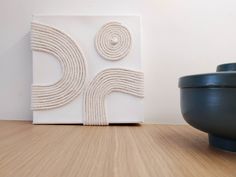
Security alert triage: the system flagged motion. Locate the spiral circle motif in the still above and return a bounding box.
[95,22,132,61]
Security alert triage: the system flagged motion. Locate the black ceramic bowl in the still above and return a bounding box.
[179,63,236,152]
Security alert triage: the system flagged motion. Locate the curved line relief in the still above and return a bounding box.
[83,68,144,125]
[31,22,87,110]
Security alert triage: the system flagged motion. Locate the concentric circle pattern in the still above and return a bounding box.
[95,22,132,61]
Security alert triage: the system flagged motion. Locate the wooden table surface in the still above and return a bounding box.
[0,121,235,177]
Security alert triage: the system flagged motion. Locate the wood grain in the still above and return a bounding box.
[0,121,235,177]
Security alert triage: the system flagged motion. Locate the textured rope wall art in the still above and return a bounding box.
[83,68,144,125]
[95,22,132,61]
[31,22,87,110]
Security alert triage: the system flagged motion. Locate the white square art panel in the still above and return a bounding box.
[32,15,144,124]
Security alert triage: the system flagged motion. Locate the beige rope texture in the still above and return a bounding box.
[31,22,87,110]
[83,68,144,125]
[95,22,132,61]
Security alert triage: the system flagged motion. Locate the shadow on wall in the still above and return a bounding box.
[0,32,32,120]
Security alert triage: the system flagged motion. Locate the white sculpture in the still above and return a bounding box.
[32,16,143,125]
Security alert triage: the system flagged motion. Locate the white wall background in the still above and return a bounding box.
[1,0,236,124]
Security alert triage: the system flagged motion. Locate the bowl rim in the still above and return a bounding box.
[179,72,236,88]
